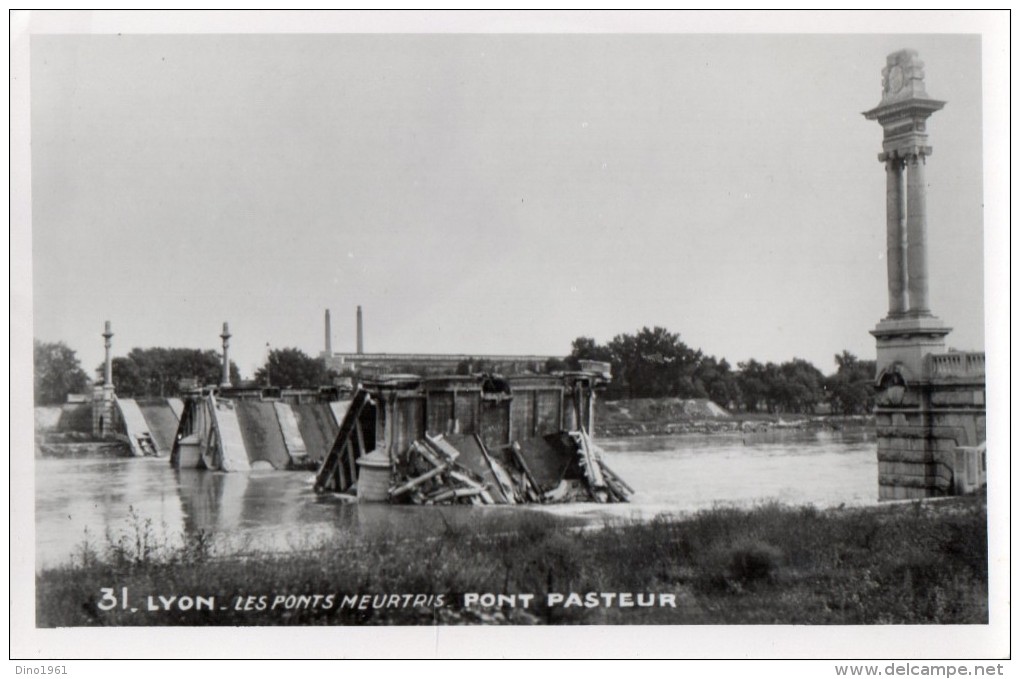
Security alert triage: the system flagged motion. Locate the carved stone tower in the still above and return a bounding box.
[220,322,233,388]
[864,49,951,381]
[92,320,116,436]
[864,50,986,500]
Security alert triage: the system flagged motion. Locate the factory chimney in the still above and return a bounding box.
[324,309,332,355]
[356,305,364,354]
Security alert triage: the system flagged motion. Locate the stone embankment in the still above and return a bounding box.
[35,432,131,458]
[35,404,132,458]
[594,398,873,438]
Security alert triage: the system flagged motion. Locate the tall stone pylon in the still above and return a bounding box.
[92,320,116,436]
[862,50,988,502]
[220,322,233,388]
[102,320,114,386]
[864,49,951,382]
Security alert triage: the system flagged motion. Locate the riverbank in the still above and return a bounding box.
[37,494,986,626]
[35,403,134,458]
[595,398,873,437]
[35,431,132,458]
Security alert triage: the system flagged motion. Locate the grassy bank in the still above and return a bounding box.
[37,496,987,626]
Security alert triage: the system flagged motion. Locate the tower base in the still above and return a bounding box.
[871,315,951,382]
[92,384,116,437]
[871,315,986,500]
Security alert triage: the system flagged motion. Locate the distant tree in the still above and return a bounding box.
[560,328,836,413]
[544,357,570,373]
[695,356,740,409]
[736,359,769,412]
[109,356,144,397]
[102,348,241,397]
[254,348,329,388]
[565,329,743,405]
[734,358,825,414]
[567,337,614,368]
[770,358,826,414]
[612,327,704,398]
[826,351,877,415]
[34,340,90,405]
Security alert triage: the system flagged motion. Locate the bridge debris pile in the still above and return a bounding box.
[313,369,630,504]
[389,431,631,505]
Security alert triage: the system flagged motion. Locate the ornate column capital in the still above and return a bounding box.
[878,146,932,163]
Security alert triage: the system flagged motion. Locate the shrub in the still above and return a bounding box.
[727,541,783,584]
[696,539,784,593]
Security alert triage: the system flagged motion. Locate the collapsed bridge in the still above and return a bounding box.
[167,367,629,505]
[313,365,631,505]
[170,386,346,471]
[106,396,183,457]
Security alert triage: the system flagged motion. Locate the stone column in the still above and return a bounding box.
[865,49,948,380]
[865,50,957,501]
[905,150,931,315]
[220,322,232,388]
[885,157,908,316]
[102,320,114,386]
[93,320,116,437]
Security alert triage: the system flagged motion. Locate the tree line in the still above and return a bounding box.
[555,327,875,415]
[33,328,876,414]
[32,340,333,404]
[108,348,242,398]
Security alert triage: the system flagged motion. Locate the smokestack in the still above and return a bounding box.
[102,320,114,386]
[220,322,232,388]
[324,309,332,355]
[356,305,364,354]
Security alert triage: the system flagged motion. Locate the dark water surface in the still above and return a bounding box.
[34,430,876,570]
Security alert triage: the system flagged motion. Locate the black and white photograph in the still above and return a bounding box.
[10,10,1009,664]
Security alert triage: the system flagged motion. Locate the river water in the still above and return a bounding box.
[33,431,876,570]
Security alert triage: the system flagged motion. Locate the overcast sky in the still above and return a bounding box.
[30,31,986,379]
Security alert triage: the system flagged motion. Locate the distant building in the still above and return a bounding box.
[320,307,560,377]
[324,351,559,377]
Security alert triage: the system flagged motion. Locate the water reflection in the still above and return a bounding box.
[175,468,337,552]
[176,469,250,535]
[34,458,186,567]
